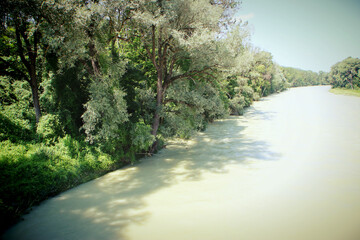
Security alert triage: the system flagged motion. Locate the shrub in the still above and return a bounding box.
[81,79,129,144]
[229,96,245,115]
[0,113,33,142]
[253,92,261,101]
[36,114,64,144]
[0,137,125,233]
[131,121,155,153]
[241,86,254,107]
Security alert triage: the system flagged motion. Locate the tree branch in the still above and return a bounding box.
[164,99,197,109]
[80,59,95,76]
[0,57,29,81]
[34,30,39,56]
[151,24,159,70]
[168,66,215,85]
[14,21,31,80]
[168,56,177,77]
[158,27,162,65]
[163,55,178,92]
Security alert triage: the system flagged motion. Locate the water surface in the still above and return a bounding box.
[3,86,360,240]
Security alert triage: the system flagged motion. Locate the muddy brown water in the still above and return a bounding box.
[3,86,360,240]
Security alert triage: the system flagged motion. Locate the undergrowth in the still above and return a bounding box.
[0,135,127,233]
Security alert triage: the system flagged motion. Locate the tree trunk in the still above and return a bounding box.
[150,72,164,152]
[14,22,42,123]
[88,40,101,76]
[30,80,42,123]
[29,71,42,123]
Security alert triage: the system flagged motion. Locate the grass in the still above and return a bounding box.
[0,136,129,234]
[329,88,360,97]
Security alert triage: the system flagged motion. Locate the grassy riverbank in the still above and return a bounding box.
[329,88,360,97]
[0,137,129,233]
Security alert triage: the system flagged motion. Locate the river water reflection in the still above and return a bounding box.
[3,86,360,240]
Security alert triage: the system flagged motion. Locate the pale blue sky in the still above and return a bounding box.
[237,0,360,72]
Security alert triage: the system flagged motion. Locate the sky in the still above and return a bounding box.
[236,0,360,72]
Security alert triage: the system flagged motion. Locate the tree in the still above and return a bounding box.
[81,77,129,144]
[281,66,322,87]
[117,0,242,150]
[0,0,50,122]
[329,57,360,89]
[42,0,133,143]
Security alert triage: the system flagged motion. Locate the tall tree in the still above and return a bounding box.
[42,0,132,142]
[117,0,242,150]
[0,0,52,122]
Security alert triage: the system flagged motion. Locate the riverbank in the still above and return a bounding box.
[0,82,281,234]
[0,137,129,234]
[329,87,360,97]
[0,111,246,233]
[3,86,360,240]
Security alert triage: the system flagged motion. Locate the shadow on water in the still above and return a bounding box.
[244,105,277,121]
[3,117,281,240]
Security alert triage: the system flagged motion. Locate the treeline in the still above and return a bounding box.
[281,67,329,87]
[328,57,360,89]
[281,57,360,90]
[0,0,293,231]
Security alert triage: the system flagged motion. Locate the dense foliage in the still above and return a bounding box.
[0,0,329,233]
[328,57,360,89]
[281,67,329,87]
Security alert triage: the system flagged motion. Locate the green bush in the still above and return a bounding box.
[241,86,254,107]
[0,113,33,142]
[253,92,261,101]
[0,137,125,233]
[131,121,155,153]
[36,114,64,144]
[229,96,245,115]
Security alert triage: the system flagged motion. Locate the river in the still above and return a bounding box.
[3,86,360,240]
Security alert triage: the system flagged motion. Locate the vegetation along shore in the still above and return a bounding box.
[0,0,359,234]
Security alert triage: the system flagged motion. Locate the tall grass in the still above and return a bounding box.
[329,88,360,97]
[0,135,126,233]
